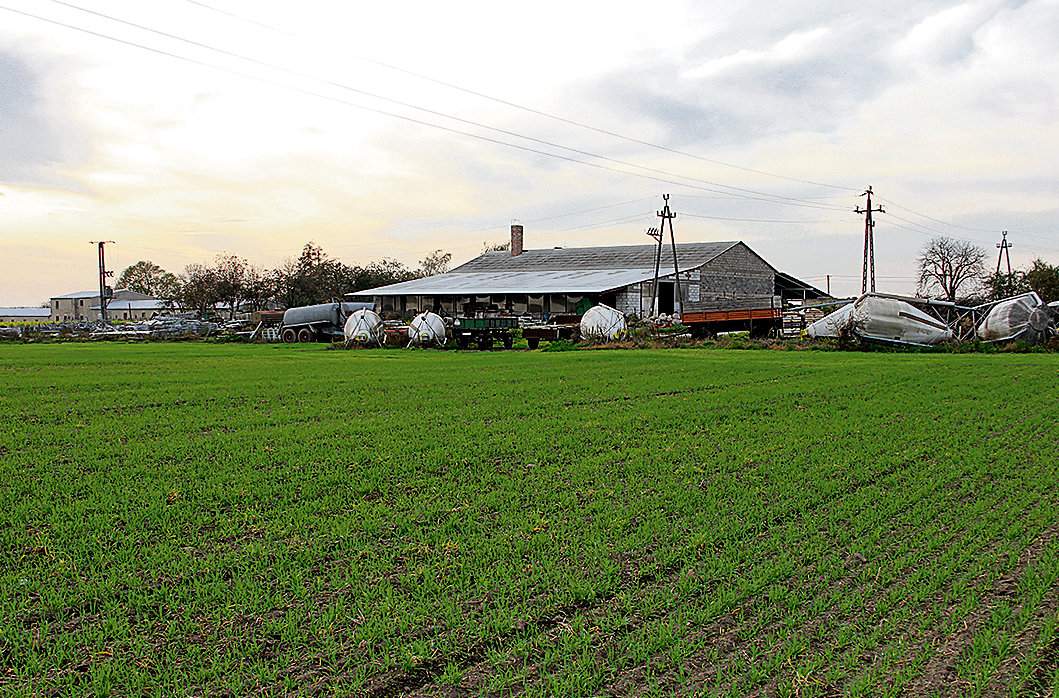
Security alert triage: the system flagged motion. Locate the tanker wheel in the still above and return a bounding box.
[477,335,491,351]
[281,328,297,343]
[527,337,540,350]
[297,328,315,343]
[503,335,514,350]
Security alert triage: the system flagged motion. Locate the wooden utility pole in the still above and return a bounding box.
[91,240,116,323]
[657,194,682,316]
[646,226,662,316]
[854,187,885,294]
[995,230,1013,275]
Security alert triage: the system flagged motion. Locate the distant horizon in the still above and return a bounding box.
[3,0,1058,305]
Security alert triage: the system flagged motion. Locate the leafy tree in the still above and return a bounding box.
[351,258,418,292]
[212,254,253,319]
[418,249,452,277]
[1024,258,1059,302]
[175,264,220,318]
[482,241,510,253]
[916,237,986,302]
[117,260,180,298]
[984,271,1029,301]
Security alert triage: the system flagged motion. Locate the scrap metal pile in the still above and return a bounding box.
[0,316,219,340]
[807,292,1057,347]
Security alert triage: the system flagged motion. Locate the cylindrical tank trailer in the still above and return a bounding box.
[280,302,372,343]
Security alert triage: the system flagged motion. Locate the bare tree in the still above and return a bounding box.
[916,237,986,302]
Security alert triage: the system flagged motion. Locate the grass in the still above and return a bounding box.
[0,343,1056,696]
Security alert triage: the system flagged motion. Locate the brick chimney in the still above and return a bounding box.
[510,223,524,256]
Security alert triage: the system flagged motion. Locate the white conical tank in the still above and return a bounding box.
[978,292,1051,343]
[807,303,855,339]
[343,308,383,345]
[408,311,447,346]
[580,304,626,341]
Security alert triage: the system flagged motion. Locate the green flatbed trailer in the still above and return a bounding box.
[453,316,519,350]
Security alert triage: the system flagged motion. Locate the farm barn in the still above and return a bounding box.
[353,225,826,333]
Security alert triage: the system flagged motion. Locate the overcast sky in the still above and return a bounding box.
[1,0,1058,304]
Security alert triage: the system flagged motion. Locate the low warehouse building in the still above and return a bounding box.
[49,289,159,322]
[353,226,825,332]
[0,307,51,323]
[90,298,170,321]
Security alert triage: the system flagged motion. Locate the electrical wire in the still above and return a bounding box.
[557,212,651,232]
[680,212,836,224]
[178,0,858,193]
[0,6,834,209]
[40,0,851,213]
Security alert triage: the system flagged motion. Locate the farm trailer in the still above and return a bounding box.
[279,302,372,343]
[452,316,519,350]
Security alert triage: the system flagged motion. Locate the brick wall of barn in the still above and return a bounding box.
[615,285,642,316]
[684,242,778,311]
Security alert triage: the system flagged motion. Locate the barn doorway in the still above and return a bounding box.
[657,281,675,315]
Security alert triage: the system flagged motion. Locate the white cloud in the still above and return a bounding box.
[0,0,1056,304]
[681,26,831,80]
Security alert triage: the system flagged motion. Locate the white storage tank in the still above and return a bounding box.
[580,304,626,341]
[978,292,1051,343]
[343,308,383,345]
[408,311,447,346]
[808,295,952,345]
[852,295,953,346]
[806,303,855,339]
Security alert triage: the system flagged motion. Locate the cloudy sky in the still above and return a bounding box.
[1,0,1058,304]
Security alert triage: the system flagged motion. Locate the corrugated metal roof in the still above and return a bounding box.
[354,241,742,296]
[452,241,738,272]
[354,269,662,296]
[0,307,51,317]
[52,290,101,299]
[52,289,155,301]
[92,300,167,310]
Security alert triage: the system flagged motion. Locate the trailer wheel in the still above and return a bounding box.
[457,335,470,349]
[503,335,514,350]
[281,328,298,343]
[477,335,491,351]
[297,328,315,343]
[527,337,540,350]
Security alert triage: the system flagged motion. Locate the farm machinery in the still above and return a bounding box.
[279,302,372,343]
[452,316,519,350]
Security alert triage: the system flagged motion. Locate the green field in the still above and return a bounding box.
[1,344,1056,696]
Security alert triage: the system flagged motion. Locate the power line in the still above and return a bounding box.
[680,212,835,224]
[177,0,858,194]
[876,197,995,233]
[40,0,851,213]
[3,5,858,214]
[181,0,291,35]
[380,197,658,242]
[557,212,650,232]
[879,196,1059,247]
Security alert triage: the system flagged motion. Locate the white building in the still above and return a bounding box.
[0,307,51,323]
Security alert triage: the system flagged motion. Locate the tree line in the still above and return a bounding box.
[116,243,453,318]
[915,236,1058,304]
